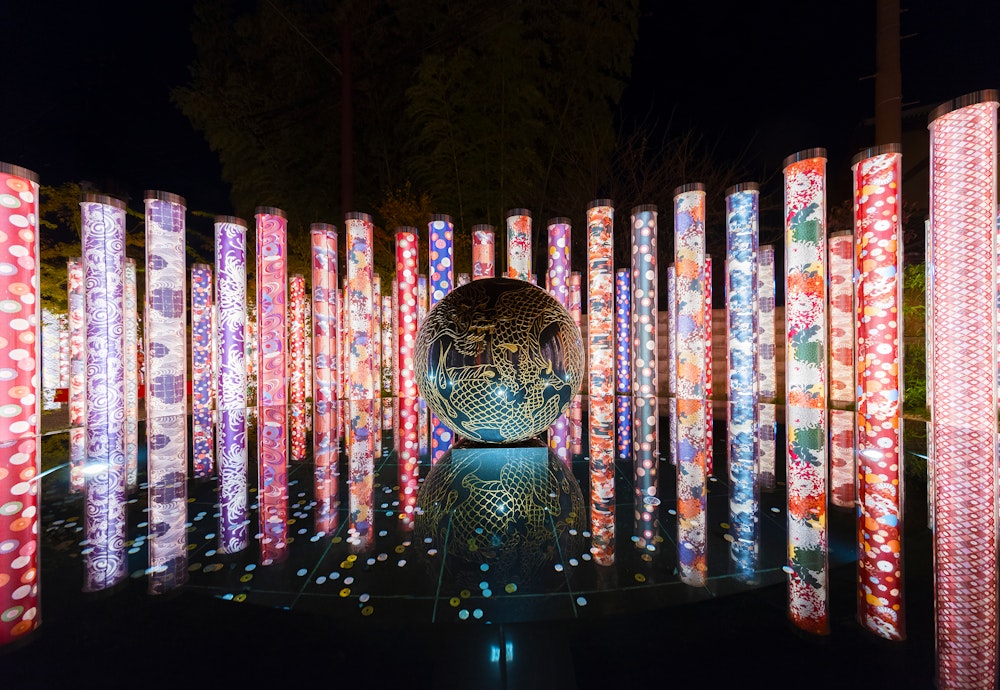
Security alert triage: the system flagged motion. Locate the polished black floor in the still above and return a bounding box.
[2,408,937,689]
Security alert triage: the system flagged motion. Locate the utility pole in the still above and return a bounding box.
[875,0,902,144]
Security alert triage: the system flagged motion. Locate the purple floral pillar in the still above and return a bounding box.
[191,263,213,478]
[215,217,248,554]
[144,190,189,594]
[80,193,128,593]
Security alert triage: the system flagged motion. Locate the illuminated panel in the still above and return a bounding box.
[783,149,829,634]
[396,229,419,400]
[124,259,138,492]
[829,408,856,509]
[852,144,905,640]
[0,162,40,643]
[42,308,58,411]
[80,192,128,593]
[429,215,455,463]
[216,216,248,554]
[757,245,777,490]
[472,224,495,280]
[725,183,759,582]
[506,208,532,280]
[569,271,583,455]
[631,204,659,552]
[381,294,394,397]
[587,200,615,565]
[289,273,307,462]
[929,92,1000,690]
[256,207,289,565]
[705,254,713,476]
[346,212,376,547]
[191,263,213,478]
[311,225,332,460]
[547,218,572,465]
[67,258,85,493]
[672,187,706,583]
[615,269,631,459]
[667,264,677,470]
[144,190,188,593]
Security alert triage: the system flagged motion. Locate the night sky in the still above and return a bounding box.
[4,0,1000,217]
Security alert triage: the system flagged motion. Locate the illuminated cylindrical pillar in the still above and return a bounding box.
[191,263,213,478]
[311,224,332,448]
[506,208,532,280]
[852,144,905,640]
[0,163,40,643]
[547,217,572,465]
[925,221,935,531]
[373,274,383,399]
[569,271,583,455]
[216,216,248,554]
[346,212,376,547]
[472,224,495,280]
[68,258,85,493]
[725,183,760,582]
[631,204,659,552]
[668,263,678,471]
[672,187,706,583]
[429,215,455,462]
[144,190,188,593]
[124,259,138,493]
[80,192,128,593]
[704,254,714,476]
[615,269,632,460]
[929,92,999,688]
[326,226,340,402]
[396,228,420,524]
[757,245,777,491]
[381,294,394,397]
[58,314,69,390]
[246,302,257,406]
[587,200,615,564]
[289,273,307,462]
[828,230,856,508]
[256,207,289,565]
[783,149,829,635]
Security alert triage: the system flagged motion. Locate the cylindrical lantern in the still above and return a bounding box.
[725,183,760,582]
[144,190,189,593]
[68,259,85,493]
[346,212,376,546]
[372,274,383,399]
[705,254,714,477]
[396,229,419,400]
[852,144,905,640]
[757,245,777,491]
[783,149,830,635]
[429,215,455,463]
[672,186,706,583]
[124,259,138,493]
[381,294,394,397]
[0,162,40,644]
[289,273,307,462]
[191,263,213,478]
[569,271,583,455]
[631,204,659,552]
[828,229,857,509]
[547,217,572,465]
[311,225,332,446]
[615,269,632,460]
[325,226,340,402]
[80,192,128,593]
[928,92,999,688]
[256,207,289,565]
[587,200,615,564]
[216,216,248,554]
[472,224,495,280]
[506,208,532,280]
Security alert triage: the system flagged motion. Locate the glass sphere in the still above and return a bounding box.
[415,277,584,443]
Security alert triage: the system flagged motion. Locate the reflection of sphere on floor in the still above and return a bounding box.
[415,277,584,444]
[414,439,584,584]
